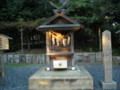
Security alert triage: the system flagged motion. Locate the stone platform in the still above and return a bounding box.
[29,67,93,90]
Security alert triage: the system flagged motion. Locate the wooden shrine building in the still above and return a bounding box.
[37,5,81,70]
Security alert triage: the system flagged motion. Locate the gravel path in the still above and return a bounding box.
[0,63,120,90]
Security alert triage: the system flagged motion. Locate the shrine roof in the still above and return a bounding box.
[0,34,13,39]
[37,14,81,31]
[37,24,80,31]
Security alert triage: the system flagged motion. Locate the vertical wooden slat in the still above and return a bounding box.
[71,33,74,53]
[46,31,50,53]
[71,33,74,67]
[46,31,50,68]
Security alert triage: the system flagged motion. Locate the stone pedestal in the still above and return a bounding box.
[101,81,117,90]
[29,67,93,90]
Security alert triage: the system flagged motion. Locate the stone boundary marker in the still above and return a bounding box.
[101,30,117,90]
[0,53,120,64]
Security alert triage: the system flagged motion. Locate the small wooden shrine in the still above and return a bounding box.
[29,1,93,90]
[0,34,12,73]
[0,34,12,85]
[37,2,80,70]
[0,34,12,50]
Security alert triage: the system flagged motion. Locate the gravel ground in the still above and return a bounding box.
[0,63,120,90]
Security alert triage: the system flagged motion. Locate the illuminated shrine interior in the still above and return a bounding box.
[49,30,71,47]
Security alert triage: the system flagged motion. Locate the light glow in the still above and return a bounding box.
[39,81,49,85]
[49,31,70,46]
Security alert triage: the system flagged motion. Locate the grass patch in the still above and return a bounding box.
[112,48,120,56]
[75,47,99,52]
[113,62,120,65]
[2,81,6,86]
[0,73,2,77]
[5,64,41,68]
[32,53,45,55]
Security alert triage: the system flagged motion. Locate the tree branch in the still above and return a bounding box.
[50,1,59,9]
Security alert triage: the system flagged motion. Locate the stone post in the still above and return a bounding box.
[101,30,117,90]
[0,55,2,74]
[0,51,3,74]
[0,51,6,85]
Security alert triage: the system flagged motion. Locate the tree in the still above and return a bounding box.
[0,17,46,52]
[0,0,52,22]
[65,0,103,51]
[65,0,120,51]
[0,0,120,52]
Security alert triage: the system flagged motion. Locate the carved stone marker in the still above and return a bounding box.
[101,30,117,90]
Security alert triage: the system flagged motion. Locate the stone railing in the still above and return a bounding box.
[73,52,103,62]
[1,52,120,64]
[113,56,120,64]
[2,54,46,64]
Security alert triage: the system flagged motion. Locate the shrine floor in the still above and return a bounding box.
[0,63,120,90]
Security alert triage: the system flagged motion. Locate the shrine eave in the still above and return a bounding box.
[0,34,13,39]
[37,24,80,31]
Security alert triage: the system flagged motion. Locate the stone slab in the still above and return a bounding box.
[8,55,14,63]
[89,54,96,63]
[101,81,117,90]
[96,52,103,62]
[29,67,93,90]
[13,55,19,63]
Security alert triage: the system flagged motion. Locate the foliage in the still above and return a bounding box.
[0,18,47,30]
[5,64,39,67]
[0,0,120,52]
[0,0,52,21]
[112,48,120,56]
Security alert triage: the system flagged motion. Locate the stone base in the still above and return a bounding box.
[101,81,117,90]
[29,67,93,90]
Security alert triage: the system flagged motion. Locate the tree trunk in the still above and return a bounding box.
[98,28,102,51]
[27,36,31,51]
[95,29,98,48]
[20,29,24,54]
[27,29,31,51]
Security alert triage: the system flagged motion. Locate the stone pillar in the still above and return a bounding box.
[101,30,117,90]
[0,51,5,85]
[0,55,2,74]
[0,51,3,74]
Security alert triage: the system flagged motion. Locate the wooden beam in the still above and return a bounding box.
[71,33,74,53]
